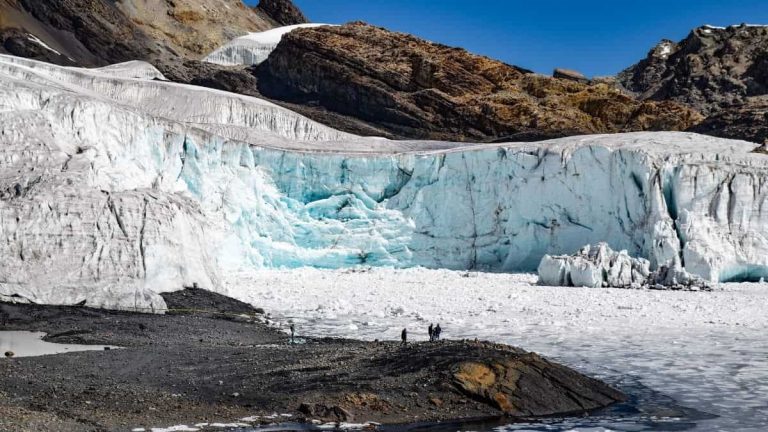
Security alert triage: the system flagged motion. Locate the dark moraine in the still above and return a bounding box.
[0,289,624,431]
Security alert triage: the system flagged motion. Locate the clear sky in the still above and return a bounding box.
[245,0,768,77]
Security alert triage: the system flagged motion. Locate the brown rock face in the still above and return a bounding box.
[0,0,155,66]
[0,0,288,66]
[688,99,768,144]
[257,23,702,141]
[256,0,307,26]
[0,27,77,65]
[117,0,276,59]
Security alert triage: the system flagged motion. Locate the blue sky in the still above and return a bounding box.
[246,1,768,77]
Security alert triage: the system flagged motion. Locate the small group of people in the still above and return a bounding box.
[428,323,442,342]
[400,323,442,345]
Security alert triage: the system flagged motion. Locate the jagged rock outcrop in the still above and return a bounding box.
[255,0,307,26]
[538,243,712,290]
[0,27,76,65]
[257,23,702,141]
[619,24,768,145]
[0,0,288,66]
[619,25,768,115]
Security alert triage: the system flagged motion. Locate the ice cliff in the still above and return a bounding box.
[1,53,767,310]
[538,243,711,290]
[203,24,332,66]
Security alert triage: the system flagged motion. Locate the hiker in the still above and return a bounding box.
[428,323,434,342]
[434,324,442,341]
[401,328,407,345]
[290,323,295,343]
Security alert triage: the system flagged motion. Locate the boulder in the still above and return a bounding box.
[298,403,354,422]
[553,68,589,84]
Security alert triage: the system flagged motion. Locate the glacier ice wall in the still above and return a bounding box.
[1,54,768,310]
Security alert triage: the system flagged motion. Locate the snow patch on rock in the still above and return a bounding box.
[204,24,332,67]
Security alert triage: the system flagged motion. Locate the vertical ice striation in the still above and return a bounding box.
[1,54,768,310]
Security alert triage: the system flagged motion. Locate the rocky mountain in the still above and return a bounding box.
[619,24,768,115]
[256,23,702,141]
[0,0,283,66]
[619,24,768,143]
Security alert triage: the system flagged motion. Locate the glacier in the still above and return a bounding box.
[203,24,333,67]
[1,53,768,310]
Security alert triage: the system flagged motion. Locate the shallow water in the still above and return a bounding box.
[0,331,116,357]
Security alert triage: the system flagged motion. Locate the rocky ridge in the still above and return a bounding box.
[619,24,768,143]
[619,24,768,115]
[256,23,703,142]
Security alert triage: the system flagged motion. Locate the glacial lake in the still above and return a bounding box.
[0,331,117,358]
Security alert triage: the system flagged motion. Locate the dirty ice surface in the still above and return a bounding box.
[226,268,768,432]
[0,331,116,357]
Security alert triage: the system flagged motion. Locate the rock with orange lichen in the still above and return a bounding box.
[450,349,624,417]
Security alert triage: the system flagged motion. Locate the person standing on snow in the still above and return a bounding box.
[434,324,442,341]
[401,328,408,345]
[428,323,434,342]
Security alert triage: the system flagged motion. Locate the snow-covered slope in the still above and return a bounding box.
[203,24,331,66]
[1,53,767,310]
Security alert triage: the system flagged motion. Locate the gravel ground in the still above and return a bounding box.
[0,289,623,432]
